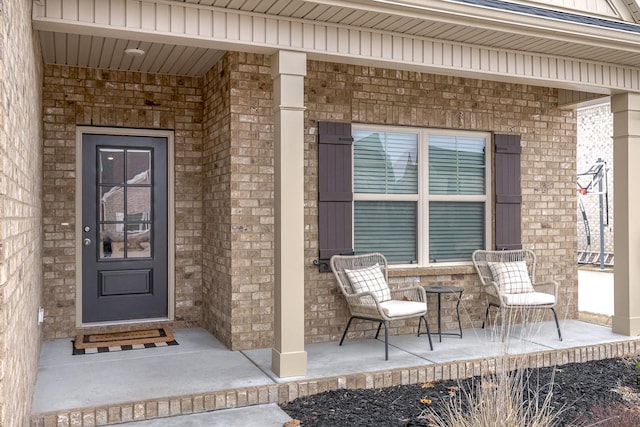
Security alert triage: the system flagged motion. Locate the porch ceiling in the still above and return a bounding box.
[39,32,224,76]
[35,0,640,82]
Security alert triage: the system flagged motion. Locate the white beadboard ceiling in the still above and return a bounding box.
[36,0,640,76]
[39,31,224,76]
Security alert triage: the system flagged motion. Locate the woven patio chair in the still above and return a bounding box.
[472,249,562,340]
[330,253,433,360]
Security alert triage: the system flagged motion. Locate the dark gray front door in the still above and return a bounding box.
[82,134,168,323]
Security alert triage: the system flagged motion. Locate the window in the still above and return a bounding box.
[352,126,491,265]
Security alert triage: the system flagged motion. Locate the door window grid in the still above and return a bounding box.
[98,147,153,259]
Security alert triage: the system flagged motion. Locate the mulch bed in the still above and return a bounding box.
[280,358,640,426]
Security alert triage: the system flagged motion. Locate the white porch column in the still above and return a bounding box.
[612,92,640,336]
[270,50,308,377]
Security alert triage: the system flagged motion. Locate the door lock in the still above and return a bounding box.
[83,238,91,246]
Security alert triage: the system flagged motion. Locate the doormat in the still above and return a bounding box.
[72,327,178,355]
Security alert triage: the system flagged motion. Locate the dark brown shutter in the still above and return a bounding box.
[494,134,522,250]
[316,122,354,271]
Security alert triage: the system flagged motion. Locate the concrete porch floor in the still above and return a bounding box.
[31,319,640,426]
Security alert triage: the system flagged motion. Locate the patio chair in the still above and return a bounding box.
[472,249,562,340]
[330,253,433,360]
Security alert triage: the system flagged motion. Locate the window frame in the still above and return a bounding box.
[352,124,492,267]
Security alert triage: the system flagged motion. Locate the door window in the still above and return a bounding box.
[98,147,152,260]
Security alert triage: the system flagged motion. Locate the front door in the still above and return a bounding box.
[82,134,168,323]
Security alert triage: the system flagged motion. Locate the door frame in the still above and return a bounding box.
[75,126,176,327]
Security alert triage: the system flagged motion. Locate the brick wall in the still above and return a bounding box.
[40,53,277,351]
[0,0,44,425]
[576,103,613,254]
[40,53,578,351]
[226,53,275,350]
[202,55,233,347]
[41,66,203,338]
[209,56,577,345]
[302,62,578,340]
[202,53,276,350]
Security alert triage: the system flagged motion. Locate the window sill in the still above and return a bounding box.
[388,264,476,277]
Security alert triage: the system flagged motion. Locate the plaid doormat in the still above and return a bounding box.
[72,327,178,355]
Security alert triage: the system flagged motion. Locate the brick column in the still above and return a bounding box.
[271,50,307,377]
[612,92,640,335]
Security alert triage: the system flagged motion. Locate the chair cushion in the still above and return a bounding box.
[379,300,426,317]
[345,263,391,302]
[488,261,535,294]
[502,292,556,306]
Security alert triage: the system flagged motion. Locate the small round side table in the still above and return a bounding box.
[424,285,464,342]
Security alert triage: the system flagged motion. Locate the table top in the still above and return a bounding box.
[424,285,464,293]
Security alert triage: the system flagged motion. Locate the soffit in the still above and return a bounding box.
[39,31,224,76]
[35,0,640,77]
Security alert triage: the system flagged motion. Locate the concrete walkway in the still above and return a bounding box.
[578,268,613,316]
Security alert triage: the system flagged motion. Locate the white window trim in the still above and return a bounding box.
[352,124,492,267]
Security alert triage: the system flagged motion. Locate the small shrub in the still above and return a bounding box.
[426,308,566,427]
[426,363,561,427]
[577,402,640,427]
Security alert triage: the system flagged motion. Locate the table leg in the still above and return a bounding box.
[456,291,462,339]
[437,293,442,342]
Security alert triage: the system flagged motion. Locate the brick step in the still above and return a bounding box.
[31,383,285,426]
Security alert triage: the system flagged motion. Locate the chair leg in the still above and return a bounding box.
[551,308,563,341]
[417,316,433,350]
[339,316,398,359]
[339,317,356,346]
[374,322,383,340]
[421,315,434,351]
[382,321,389,360]
[482,305,491,328]
[500,308,508,342]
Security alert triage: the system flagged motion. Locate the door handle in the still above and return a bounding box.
[83,238,91,246]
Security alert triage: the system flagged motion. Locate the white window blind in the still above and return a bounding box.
[353,131,418,194]
[354,201,417,264]
[428,135,485,195]
[429,201,485,262]
[428,134,486,261]
[353,130,418,264]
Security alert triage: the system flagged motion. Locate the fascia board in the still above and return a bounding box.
[310,0,640,52]
[624,0,640,23]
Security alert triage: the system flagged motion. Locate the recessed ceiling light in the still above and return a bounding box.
[124,48,145,57]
